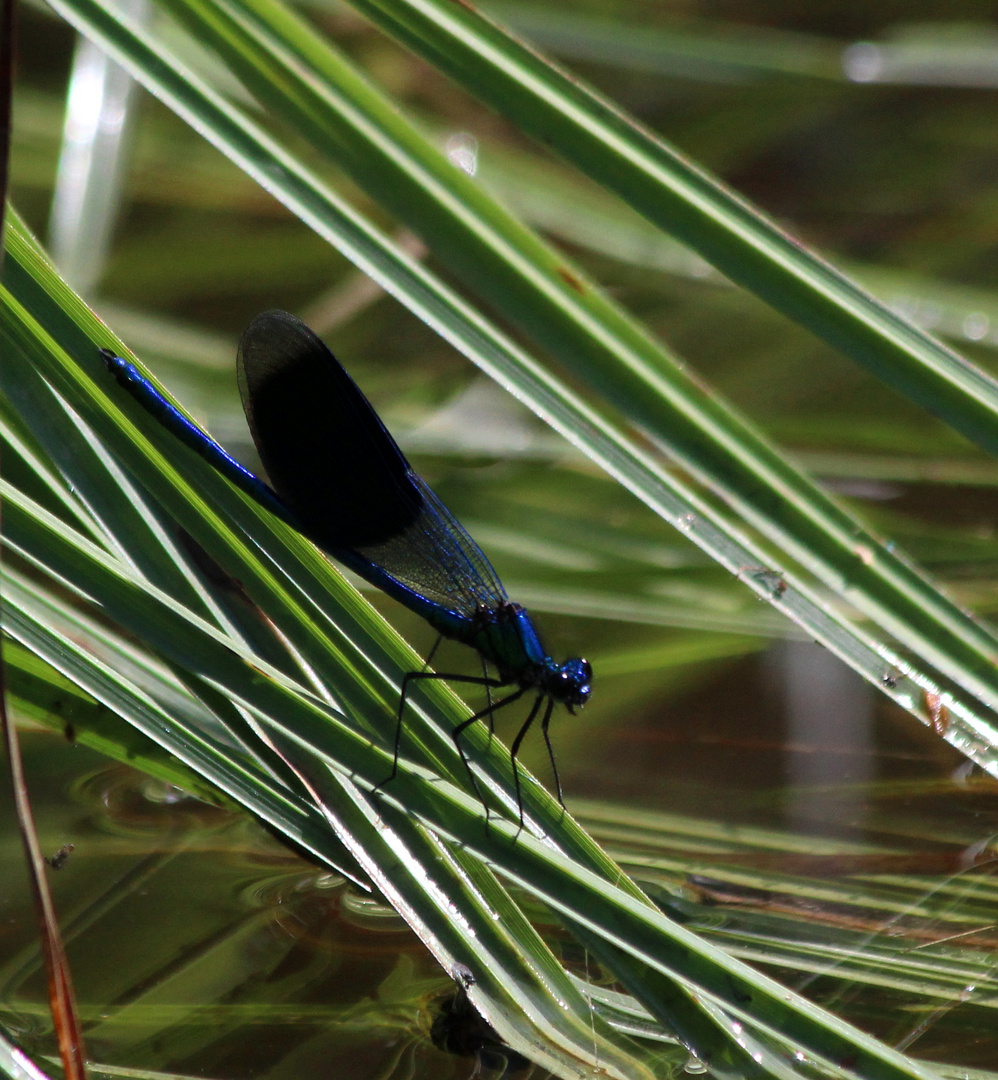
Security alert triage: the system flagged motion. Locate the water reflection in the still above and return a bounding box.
[0,737,502,1079]
[5,649,998,1076]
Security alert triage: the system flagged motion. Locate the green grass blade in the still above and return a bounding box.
[8,0,995,1072]
[0,354,946,1077]
[34,0,998,778]
[1,221,663,1075]
[348,0,998,460]
[2,211,952,1074]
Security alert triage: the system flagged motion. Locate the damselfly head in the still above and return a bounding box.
[549,657,592,708]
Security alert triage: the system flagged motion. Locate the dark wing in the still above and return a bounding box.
[238,311,507,618]
[238,310,421,548]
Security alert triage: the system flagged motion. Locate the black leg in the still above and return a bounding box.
[423,635,444,670]
[539,698,562,806]
[451,687,528,816]
[384,637,446,789]
[480,655,495,751]
[508,694,545,835]
[375,666,506,801]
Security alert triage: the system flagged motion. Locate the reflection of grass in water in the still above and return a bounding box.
[574,794,998,1060]
[9,0,998,1076]
[0,741,447,1074]
[26,739,995,1074]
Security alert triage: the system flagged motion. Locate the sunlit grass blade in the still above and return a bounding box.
[0,388,946,1076]
[1,224,664,1074]
[175,0,998,687]
[25,0,998,805]
[6,189,978,828]
[0,400,662,1076]
[8,0,998,1071]
[0,1031,55,1080]
[348,0,998,459]
[1,422,649,1078]
[575,797,998,1027]
[255,705,943,1080]
[3,475,658,1079]
[2,220,569,813]
[52,0,998,767]
[255,731,645,1079]
[3,627,239,810]
[1,210,960,1074]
